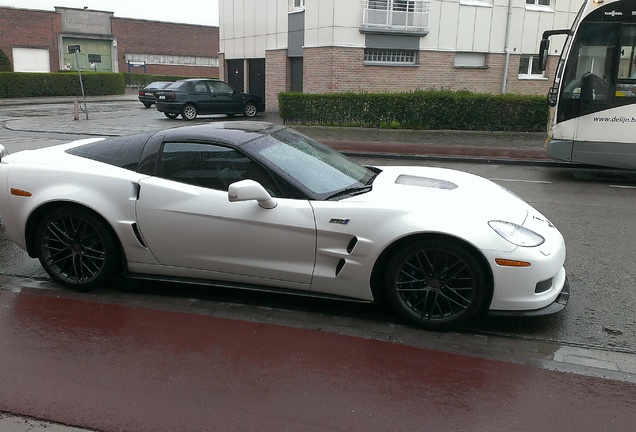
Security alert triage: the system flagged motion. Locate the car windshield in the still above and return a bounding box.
[249,128,376,200]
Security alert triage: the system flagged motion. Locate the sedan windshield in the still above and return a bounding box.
[249,128,376,200]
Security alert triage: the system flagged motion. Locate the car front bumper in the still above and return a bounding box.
[489,276,570,317]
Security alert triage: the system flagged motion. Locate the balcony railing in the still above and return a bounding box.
[360,0,430,35]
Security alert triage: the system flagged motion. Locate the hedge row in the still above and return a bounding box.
[0,72,216,98]
[278,90,548,132]
[0,72,126,98]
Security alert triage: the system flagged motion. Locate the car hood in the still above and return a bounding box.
[350,166,530,224]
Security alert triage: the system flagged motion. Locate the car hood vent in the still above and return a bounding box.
[395,174,458,190]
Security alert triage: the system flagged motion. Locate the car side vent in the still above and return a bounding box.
[535,278,552,294]
[131,223,147,248]
[335,259,346,276]
[346,236,358,254]
[396,175,457,190]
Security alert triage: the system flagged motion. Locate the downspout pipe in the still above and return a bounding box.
[501,0,513,94]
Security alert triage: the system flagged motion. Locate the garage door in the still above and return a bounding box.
[12,48,50,72]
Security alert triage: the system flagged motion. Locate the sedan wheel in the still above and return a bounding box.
[164,112,178,119]
[143,102,152,108]
[384,238,487,329]
[243,102,258,118]
[181,103,198,120]
[35,207,120,291]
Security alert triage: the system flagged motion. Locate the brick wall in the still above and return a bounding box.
[0,7,61,72]
[111,18,219,78]
[302,46,553,96]
[265,49,288,111]
[0,7,219,77]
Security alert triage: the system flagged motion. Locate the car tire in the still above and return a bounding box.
[143,102,153,108]
[243,102,258,118]
[35,207,121,291]
[181,104,198,120]
[383,238,487,330]
[164,112,178,119]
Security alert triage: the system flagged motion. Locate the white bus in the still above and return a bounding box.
[539,0,636,170]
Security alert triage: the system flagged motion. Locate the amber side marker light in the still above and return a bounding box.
[10,188,32,197]
[495,258,531,267]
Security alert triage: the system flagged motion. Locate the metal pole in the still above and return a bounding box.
[501,0,513,94]
[74,50,89,120]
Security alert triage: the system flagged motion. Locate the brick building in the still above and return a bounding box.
[219,0,583,111]
[0,6,219,78]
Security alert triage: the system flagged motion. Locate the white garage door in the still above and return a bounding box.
[12,47,51,72]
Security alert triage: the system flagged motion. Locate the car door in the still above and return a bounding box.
[208,81,240,114]
[134,141,317,289]
[191,81,214,114]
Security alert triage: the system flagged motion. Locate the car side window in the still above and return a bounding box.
[194,82,209,93]
[159,142,283,194]
[210,81,233,93]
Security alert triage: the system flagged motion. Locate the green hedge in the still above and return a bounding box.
[0,72,125,98]
[0,71,217,98]
[279,90,547,132]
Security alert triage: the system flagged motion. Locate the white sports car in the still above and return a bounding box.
[0,122,569,329]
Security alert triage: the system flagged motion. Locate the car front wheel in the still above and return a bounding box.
[243,102,258,118]
[35,207,120,291]
[383,238,487,330]
[181,103,198,120]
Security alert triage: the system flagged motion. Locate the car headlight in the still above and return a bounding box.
[489,220,545,247]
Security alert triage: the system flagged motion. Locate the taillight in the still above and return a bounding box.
[138,90,144,96]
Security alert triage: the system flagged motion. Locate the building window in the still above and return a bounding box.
[291,0,305,10]
[518,54,544,78]
[526,0,550,6]
[364,48,416,65]
[361,0,430,33]
[454,52,486,68]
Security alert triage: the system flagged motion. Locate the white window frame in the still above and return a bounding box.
[518,54,546,79]
[525,0,553,12]
[291,0,305,10]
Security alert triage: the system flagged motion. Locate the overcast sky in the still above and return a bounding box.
[0,0,219,26]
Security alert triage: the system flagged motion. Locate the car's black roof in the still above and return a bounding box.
[157,122,284,145]
[66,122,287,171]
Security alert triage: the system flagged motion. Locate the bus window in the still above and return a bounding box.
[616,25,636,96]
[558,22,621,121]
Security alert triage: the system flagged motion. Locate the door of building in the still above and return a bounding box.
[227,59,244,92]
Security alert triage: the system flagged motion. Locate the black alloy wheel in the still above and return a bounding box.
[35,207,120,291]
[384,238,487,330]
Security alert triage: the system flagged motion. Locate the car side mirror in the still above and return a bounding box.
[228,179,277,209]
[539,39,550,72]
